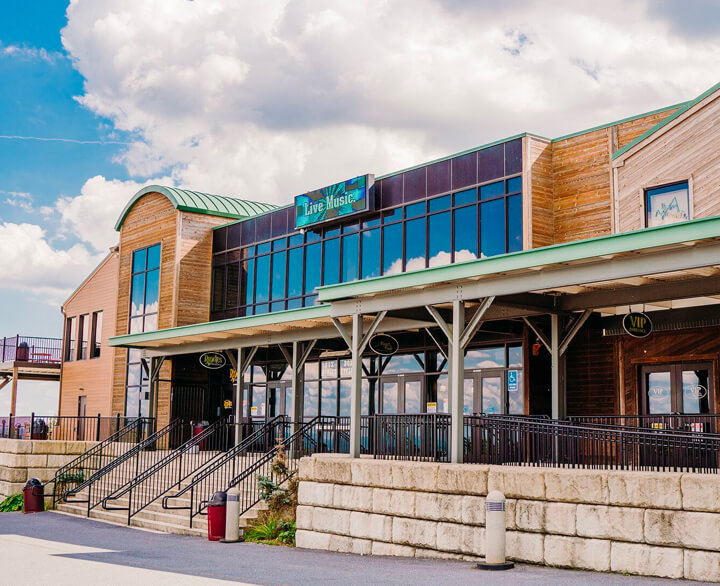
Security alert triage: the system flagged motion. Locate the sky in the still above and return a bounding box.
[1,0,719,413]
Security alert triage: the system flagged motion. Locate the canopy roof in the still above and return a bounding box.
[115,185,278,230]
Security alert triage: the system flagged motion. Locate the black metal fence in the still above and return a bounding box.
[1,335,62,363]
[0,413,133,441]
[569,414,720,434]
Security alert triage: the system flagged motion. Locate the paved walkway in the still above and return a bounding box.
[0,512,703,585]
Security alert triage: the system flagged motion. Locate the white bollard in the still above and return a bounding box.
[221,486,241,543]
[476,490,514,571]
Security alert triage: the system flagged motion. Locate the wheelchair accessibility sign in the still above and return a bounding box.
[508,370,519,392]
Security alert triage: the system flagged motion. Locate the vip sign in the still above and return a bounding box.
[295,174,373,228]
[622,312,652,338]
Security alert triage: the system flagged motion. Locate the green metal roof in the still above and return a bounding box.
[109,304,331,348]
[317,215,720,302]
[613,81,720,160]
[115,185,278,231]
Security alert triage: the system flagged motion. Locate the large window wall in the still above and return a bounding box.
[212,138,523,320]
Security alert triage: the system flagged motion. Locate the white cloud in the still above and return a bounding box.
[0,43,63,64]
[2,191,34,213]
[0,222,103,302]
[59,0,719,208]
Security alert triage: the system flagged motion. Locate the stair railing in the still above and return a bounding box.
[102,418,235,523]
[49,417,148,506]
[162,416,289,526]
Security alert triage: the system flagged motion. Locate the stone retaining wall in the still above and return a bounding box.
[0,438,97,500]
[296,455,720,582]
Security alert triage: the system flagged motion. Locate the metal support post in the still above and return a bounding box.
[350,314,363,458]
[550,314,565,420]
[450,300,465,464]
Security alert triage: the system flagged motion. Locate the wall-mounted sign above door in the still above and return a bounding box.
[295,174,374,229]
[622,312,653,338]
[199,352,227,369]
[369,333,399,356]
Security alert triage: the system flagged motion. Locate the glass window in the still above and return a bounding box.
[132,249,146,273]
[507,176,522,194]
[363,216,380,228]
[428,195,451,212]
[244,259,255,306]
[404,380,422,413]
[405,217,426,271]
[304,242,321,295]
[64,316,76,362]
[305,361,319,380]
[508,371,524,414]
[454,188,477,206]
[405,201,425,218]
[507,194,523,253]
[257,242,271,255]
[144,270,159,314]
[454,205,478,262]
[382,381,398,413]
[682,369,711,414]
[342,222,359,234]
[323,238,340,286]
[382,222,403,275]
[436,375,449,413]
[480,180,505,200]
[646,181,690,227]
[77,314,89,360]
[482,376,502,414]
[342,233,359,282]
[287,247,303,298]
[271,251,287,300]
[321,360,338,378]
[305,229,321,243]
[255,255,270,303]
[147,245,161,270]
[90,311,103,358]
[131,274,145,316]
[508,345,523,368]
[226,263,239,309]
[383,207,402,223]
[325,227,340,238]
[321,380,337,416]
[466,347,506,369]
[384,354,424,374]
[646,371,672,414]
[481,199,505,258]
[288,233,303,247]
[129,244,160,333]
[339,380,351,416]
[272,237,287,251]
[428,211,452,267]
[361,229,381,279]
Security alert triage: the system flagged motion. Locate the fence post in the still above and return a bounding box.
[30,412,35,440]
[96,413,101,441]
[2,337,5,361]
[116,412,120,433]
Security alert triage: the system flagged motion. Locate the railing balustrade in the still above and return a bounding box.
[1,335,62,363]
[0,413,130,441]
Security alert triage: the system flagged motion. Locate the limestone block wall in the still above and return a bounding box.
[296,455,720,582]
[0,438,97,501]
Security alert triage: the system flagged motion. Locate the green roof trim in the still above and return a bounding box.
[317,215,720,302]
[115,185,278,231]
[551,102,688,144]
[613,81,720,160]
[108,304,331,348]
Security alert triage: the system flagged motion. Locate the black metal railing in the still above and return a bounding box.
[462,415,720,472]
[1,335,62,363]
[65,419,188,513]
[373,414,450,462]
[0,413,132,441]
[569,414,720,434]
[163,416,289,525]
[49,417,149,506]
[211,417,342,523]
[102,419,236,522]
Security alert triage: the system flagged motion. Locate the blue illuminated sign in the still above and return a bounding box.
[295,174,373,229]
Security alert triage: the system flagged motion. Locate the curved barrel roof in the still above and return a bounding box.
[115,185,278,230]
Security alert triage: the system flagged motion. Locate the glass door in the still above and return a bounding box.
[378,375,424,414]
[266,382,292,419]
[481,371,505,415]
[641,363,713,416]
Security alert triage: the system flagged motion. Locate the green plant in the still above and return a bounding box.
[244,516,296,545]
[0,493,23,512]
[56,469,84,484]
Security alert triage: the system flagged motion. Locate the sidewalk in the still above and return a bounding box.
[0,512,703,585]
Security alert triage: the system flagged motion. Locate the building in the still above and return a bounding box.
[59,81,720,462]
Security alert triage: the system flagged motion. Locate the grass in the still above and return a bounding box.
[244,517,296,546]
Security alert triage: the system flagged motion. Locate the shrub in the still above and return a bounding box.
[0,494,23,512]
[244,517,296,546]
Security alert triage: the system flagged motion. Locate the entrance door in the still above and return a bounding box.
[463,370,508,415]
[266,382,292,419]
[77,395,87,441]
[378,375,424,414]
[641,362,714,417]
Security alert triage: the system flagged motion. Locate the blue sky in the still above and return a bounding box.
[1,0,718,414]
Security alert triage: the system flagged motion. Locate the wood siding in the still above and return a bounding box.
[526,106,682,246]
[566,326,618,416]
[59,253,119,417]
[616,93,720,232]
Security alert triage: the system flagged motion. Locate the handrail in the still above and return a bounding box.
[66,419,183,512]
[49,417,148,505]
[162,416,288,517]
[102,418,233,521]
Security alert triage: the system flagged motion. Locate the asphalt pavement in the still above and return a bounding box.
[0,512,704,585]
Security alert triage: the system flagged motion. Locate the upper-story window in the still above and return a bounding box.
[129,244,161,333]
[90,310,103,358]
[211,138,523,320]
[77,313,90,360]
[645,181,690,228]
[64,316,76,362]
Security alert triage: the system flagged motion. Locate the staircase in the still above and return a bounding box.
[55,457,268,536]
